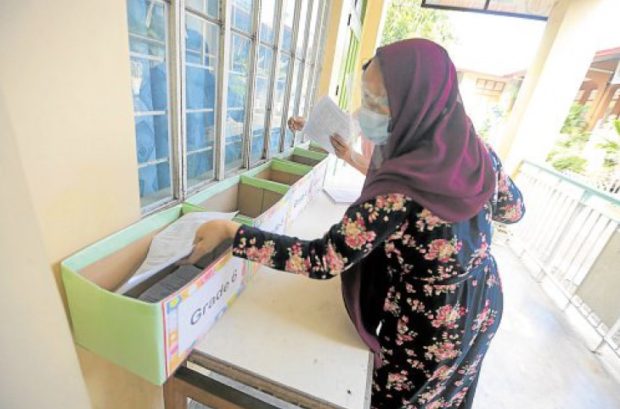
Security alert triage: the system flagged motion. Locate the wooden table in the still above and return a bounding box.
[164,191,373,409]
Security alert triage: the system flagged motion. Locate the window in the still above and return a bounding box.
[184,5,219,188]
[474,78,505,93]
[250,0,277,164]
[128,0,173,208]
[126,0,327,211]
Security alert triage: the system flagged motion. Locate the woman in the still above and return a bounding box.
[186,39,525,408]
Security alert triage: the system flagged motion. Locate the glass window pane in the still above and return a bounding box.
[185,12,219,188]
[284,60,300,148]
[298,63,313,121]
[139,162,172,207]
[270,53,290,153]
[306,0,321,62]
[280,0,295,52]
[231,0,254,33]
[251,45,274,163]
[259,0,277,44]
[295,0,309,53]
[186,0,219,18]
[226,34,252,170]
[127,0,172,207]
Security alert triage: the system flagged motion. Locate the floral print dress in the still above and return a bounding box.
[232,150,524,409]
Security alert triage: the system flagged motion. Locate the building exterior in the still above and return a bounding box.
[0,1,617,409]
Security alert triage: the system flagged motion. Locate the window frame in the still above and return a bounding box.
[129,0,328,215]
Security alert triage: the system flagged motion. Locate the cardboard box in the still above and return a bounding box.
[283,146,329,168]
[243,157,313,186]
[277,148,330,222]
[61,204,248,384]
[283,147,330,196]
[185,172,293,277]
[184,170,291,235]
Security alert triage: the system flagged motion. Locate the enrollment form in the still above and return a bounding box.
[303,96,357,154]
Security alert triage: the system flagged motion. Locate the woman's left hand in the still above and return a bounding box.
[182,220,241,265]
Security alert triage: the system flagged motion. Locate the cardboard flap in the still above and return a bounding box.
[79,232,158,291]
[196,184,240,213]
[238,183,264,218]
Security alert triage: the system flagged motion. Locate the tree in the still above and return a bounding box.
[598,119,620,171]
[381,0,455,47]
[547,103,591,174]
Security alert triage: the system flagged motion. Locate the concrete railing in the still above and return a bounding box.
[507,160,620,357]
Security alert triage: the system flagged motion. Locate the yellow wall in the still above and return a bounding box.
[0,0,161,408]
[0,93,92,409]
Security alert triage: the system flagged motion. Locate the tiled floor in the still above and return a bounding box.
[475,244,620,409]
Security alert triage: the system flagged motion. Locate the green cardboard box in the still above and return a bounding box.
[61,204,249,384]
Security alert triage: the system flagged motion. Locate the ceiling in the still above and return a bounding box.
[421,0,556,20]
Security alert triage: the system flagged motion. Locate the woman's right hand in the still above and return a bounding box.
[287,116,306,132]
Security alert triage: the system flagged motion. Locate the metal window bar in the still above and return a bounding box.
[170,0,187,203]
[134,110,168,116]
[141,0,179,216]
[138,157,171,168]
[214,0,232,181]
[263,0,284,159]
[182,4,223,193]
[224,8,257,174]
[130,52,166,62]
[289,0,314,131]
[306,0,328,119]
[303,0,329,120]
[277,0,302,152]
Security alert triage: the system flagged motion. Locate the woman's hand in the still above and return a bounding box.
[329,133,352,162]
[182,220,241,265]
[287,116,306,132]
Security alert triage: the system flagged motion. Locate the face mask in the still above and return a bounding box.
[358,106,390,145]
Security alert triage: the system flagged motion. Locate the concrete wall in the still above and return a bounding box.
[0,0,160,408]
[576,229,620,328]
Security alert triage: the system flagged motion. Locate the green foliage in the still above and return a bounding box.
[477,105,506,142]
[598,129,620,170]
[548,103,591,174]
[381,0,455,47]
[560,103,590,137]
[550,156,588,174]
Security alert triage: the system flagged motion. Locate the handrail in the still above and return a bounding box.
[522,160,620,207]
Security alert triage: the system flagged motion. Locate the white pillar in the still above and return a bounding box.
[498,0,615,173]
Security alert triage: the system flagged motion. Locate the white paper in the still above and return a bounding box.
[323,186,362,204]
[303,96,357,154]
[116,211,238,294]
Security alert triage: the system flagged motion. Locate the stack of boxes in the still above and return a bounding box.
[61,147,329,384]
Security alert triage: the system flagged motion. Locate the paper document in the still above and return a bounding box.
[303,96,357,154]
[323,186,362,204]
[115,211,237,294]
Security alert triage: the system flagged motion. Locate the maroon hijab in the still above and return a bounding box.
[341,39,496,366]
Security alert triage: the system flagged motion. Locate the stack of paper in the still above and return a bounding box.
[303,96,357,154]
[115,211,237,294]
